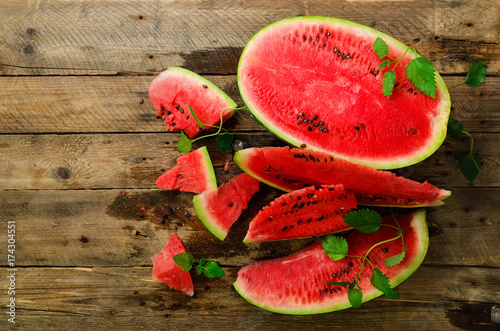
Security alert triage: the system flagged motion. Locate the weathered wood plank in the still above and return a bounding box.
[1,0,498,75]
[0,266,498,329]
[0,188,498,267]
[0,76,498,134]
[0,132,498,190]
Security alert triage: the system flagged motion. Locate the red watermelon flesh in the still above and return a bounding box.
[234,210,428,314]
[193,173,260,241]
[151,233,194,297]
[234,146,450,207]
[149,66,237,139]
[238,17,450,169]
[156,146,217,194]
[244,184,357,243]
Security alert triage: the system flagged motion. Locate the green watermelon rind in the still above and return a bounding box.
[233,209,429,315]
[192,193,228,241]
[237,16,451,170]
[199,146,218,191]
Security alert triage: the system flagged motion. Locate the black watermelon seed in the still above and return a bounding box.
[179,108,184,113]
[281,202,287,206]
[166,111,171,115]
[268,217,273,221]
[290,225,293,229]
[301,113,305,117]
[337,272,342,277]
[293,203,298,209]
[298,202,305,209]
[394,83,400,88]
[328,187,335,191]
[334,47,337,53]
[316,36,320,41]
[382,248,389,253]
[297,219,302,224]
[371,68,375,74]
[307,218,312,223]
[348,261,354,267]
[307,193,314,198]
[354,126,360,131]
[186,115,190,119]
[412,129,417,134]
[175,105,180,109]
[228,202,234,207]
[282,226,288,231]
[202,84,208,89]
[408,88,413,92]
[414,92,418,95]
[300,143,307,148]
[313,123,319,127]
[313,115,318,121]
[171,123,176,127]
[297,196,302,200]
[345,268,350,273]
[306,201,311,206]
[308,126,312,131]
[320,290,324,296]
[160,105,165,111]
[319,121,324,125]
[342,53,346,59]
[317,216,324,221]
[341,268,345,273]
[337,51,341,57]
[298,120,303,125]
[327,32,331,37]
[360,123,365,128]
[294,154,302,158]
[332,273,337,278]
[346,54,350,59]
[323,128,329,133]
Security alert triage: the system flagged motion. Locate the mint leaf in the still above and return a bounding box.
[173,253,194,271]
[327,281,351,287]
[188,105,204,129]
[382,71,397,98]
[373,37,389,59]
[202,261,224,279]
[405,57,437,98]
[458,153,482,182]
[343,209,382,233]
[348,287,363,309]
[379,60,391,69]
[447,117,464,139]
[178,131,192,153]
[465,61,486,87]
[196,264,203,275]
[199,256,206,267]
[322,235,348,261]
[384,245,408,267]
[215,132,235,152]
[370,268,398,299]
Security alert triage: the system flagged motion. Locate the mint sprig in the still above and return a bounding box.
[324,209,406,309]
[173,253,224,279]
[447,117,482,182]
[449,61,487,88]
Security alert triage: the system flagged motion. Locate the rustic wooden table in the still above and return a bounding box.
[1,0,499,329]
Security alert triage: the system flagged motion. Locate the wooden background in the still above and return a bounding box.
[1,0,499,329]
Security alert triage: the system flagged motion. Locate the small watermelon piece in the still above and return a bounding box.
[193,173,260,240]
[151,233,194,297]
[149,66,237,139]
[156,146,217,194]
[234,146,451,207]
[244,184,357,243]
[238,17,451,169]
[234,210,428,314]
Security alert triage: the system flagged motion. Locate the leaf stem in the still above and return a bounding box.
[392,47,411,71]
[448,80,465,89]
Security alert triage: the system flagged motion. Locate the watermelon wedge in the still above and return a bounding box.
[234,146,450,207]
[156,146,217,194]
[193,173,260,240]
[244,184,357,243]
[234,210,428,314]
[238,17,451,169]
[151,233,194,296]
[149,66,237,139]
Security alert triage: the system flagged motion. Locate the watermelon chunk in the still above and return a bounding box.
[156,146,217,194]
[234,210,428,314]
[149,66,237,138]
[238,17,451,169]
[151,233,194,296]
[193,173,260,240]
[234,146,451,207]
[244,184,357,243]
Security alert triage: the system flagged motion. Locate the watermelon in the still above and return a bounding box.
[238,16,451,169]
[234,146,450,207]
[234,210,428,314]
[193,173,260,240]
[244,184,357,243]
[156,146,217,194]
[151,232,194,296]
[149,66,237,139]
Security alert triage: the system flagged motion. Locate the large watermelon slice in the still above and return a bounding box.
[234,210,428,314]
[238,17,451,169]
[193,173,260,240]
[156,146,217,194]
[244,184,357,243]
[149,66,237,139]
[234,146,450,207]
[151,232,194,296]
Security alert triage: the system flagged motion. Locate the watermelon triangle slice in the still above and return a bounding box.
[193,173,260,241]
[151,233,194,296]
[156,146,217,194]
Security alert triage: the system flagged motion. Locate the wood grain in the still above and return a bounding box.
[0,266,497,329]
[1,0,498,75]
[0,187,497,267]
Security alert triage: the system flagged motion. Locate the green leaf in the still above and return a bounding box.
[405,57,437,98]
[322,235,348,261]
[458,153,482,182]
[173,253,194,272]
[178,131,192,153]
[370,268,398,299]
[378,60,391,69]
[382,71,397,98]
[348,287,363,309]
[327,281,352,287]
[202,261,224,279]
[384,245,408,267]
[447,117,464,139]
[199,256,206,267]
[373,37,389,59]
[196,264,203,276]
[188,105,205,129]
[215,132,235,152]
[465,61,486,87]
[343,209,382,233]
